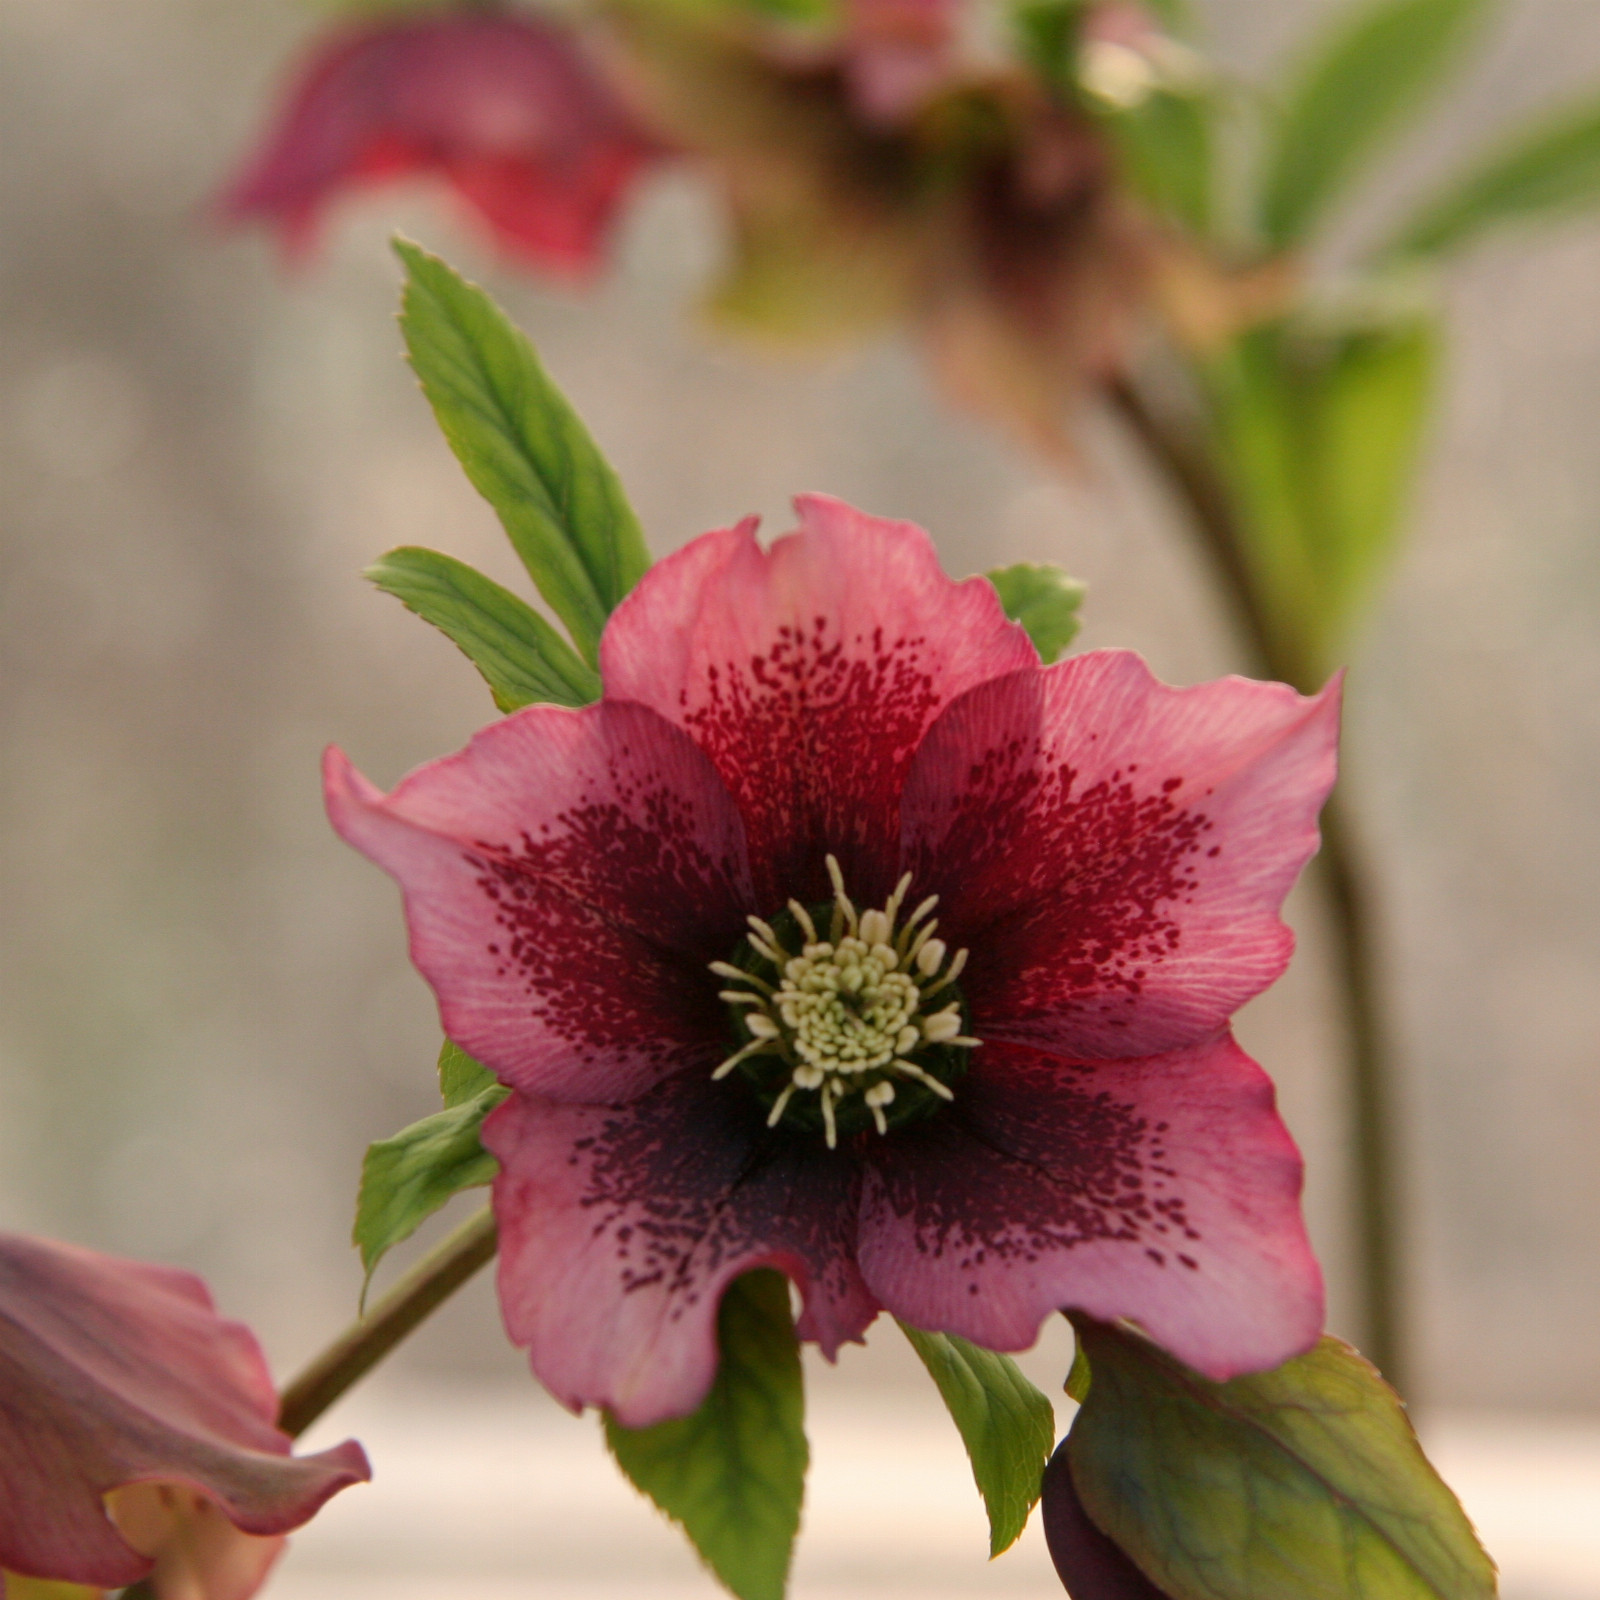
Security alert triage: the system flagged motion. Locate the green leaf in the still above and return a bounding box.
[1205,313,1437,687]
[986,563,1086,663]
[1065,1318,1497,1600]
[353,1074,509,1294]
[1378,95,1600,261]
[437,1037,497,1107]
[1258,0,1490,248]
[1105,87,1215,237]
[368,546,602,712]
[394,238,650,663]
[606,1269,806,1600]
[899,1321,1056,1556]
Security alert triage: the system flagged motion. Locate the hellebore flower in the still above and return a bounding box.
[326,497,1336,1427]
[0,1233,368,1595]
[220,11,662,276]
[603,7,1151,455]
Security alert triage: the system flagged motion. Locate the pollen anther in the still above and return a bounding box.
[712,856,978,1147]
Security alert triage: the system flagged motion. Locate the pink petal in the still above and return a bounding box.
[902,652,1340,1057]
[218,13,659,275]
[486,1082,879,1427]
[600,499,1036,909]
[325,700,753,1103]
[856,1036,1323,1381]
[0,1235,367,1589]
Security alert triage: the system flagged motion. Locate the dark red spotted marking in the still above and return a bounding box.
[911,724,1212,1035]
[567,1073,876,1337]
[467,753,747,1075]
[681,617,944,908]
[864,1042,1204,1279]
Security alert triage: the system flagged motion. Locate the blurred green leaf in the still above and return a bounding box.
[899,1321,1056,1556]
[368,546,602,712]
[606,1270,806,1600]
[437,1037,498,1107]
[394,238,650,663]
[987,563,1086,662]
[1378,95,1600,260]
[1105,87,1214,237]
[1012,0,1086,95]
[1259,0,1490,249]
[1206,312,1437,685]
[1066,1317,1497,1600]
[354,1070,509,1296]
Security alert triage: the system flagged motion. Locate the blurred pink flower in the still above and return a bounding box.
[220,11,662,275]
[326,498,1335,1427]
[842,0,961,122]
[0,1233,368,1595]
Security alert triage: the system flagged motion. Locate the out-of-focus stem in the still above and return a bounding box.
[277,1204,499,1438]
[1105,373,1407,1394]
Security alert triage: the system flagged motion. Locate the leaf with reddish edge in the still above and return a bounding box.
[1064,1316,1497,1600]
[604,1270,807,1600]
[0,1233,368,1591]
[1042,1436,1174,1599]
[898,1321,1055,1556]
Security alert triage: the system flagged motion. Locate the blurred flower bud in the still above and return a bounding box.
[220,11,664,276]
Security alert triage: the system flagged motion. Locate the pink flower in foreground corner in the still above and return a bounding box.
[0,1233,368,1596]
[326,496,1338,1427]
[219,11,662,276]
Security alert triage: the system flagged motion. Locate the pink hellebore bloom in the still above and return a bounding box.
[220,12,661,276]
[326,498,1337,1427]
[0,1233,368,1595]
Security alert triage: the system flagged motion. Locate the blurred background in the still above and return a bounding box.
[2,0,1599,1594]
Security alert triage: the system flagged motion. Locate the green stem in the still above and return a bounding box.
[277,1204,499,1438]
[1105,373,1408,1395]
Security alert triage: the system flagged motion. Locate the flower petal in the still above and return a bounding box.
[325,699,752,1102]
[600,498,1036,907]
[856,1036,1323,1381]
[0,1234,367,1589]
[486,1081,879,1427]
[219,13,659,274]
[902,652,1340,1057]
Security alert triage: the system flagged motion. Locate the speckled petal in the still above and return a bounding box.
[600,497,1037,909]
[901,652,1340,1057]
[486,1082,879,1427]
[856,1036,1323,1381]
[325,699,753,1103]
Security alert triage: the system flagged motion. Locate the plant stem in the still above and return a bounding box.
[1105,373,1407,1395]
[276,1204,499,1438]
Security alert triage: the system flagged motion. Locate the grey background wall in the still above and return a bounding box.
[2,0,1598,1410]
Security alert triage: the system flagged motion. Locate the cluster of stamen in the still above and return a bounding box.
[711,857,979,1148]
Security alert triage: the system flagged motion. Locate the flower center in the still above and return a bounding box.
[710,857,979,1148]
